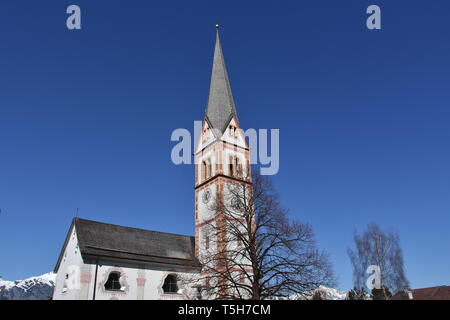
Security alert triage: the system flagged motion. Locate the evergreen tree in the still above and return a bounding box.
[346,287,367,300]
[372,286,392,300]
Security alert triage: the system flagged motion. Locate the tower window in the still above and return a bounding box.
[104,272,122,291]
[229,156,235,177]
[203,225,212,250]
[229,125,237,137]
[246,160,250,178]
[162,274,179,294]
[229,155,242,177]
[207,159,212,179]
[202,127,209,141]
[236,157,242,177]
[205,232,210,250]
[240,271,245,284]
[202,161,207,181]
[202,158,212,181]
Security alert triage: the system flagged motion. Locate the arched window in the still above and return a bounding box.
[229,155,242,177]
[236,157,242,177]
[202,127,209,143]
[229,125,237,138]
[205,232,210,250]
[239,271,245,284]
[202,225,213,251]
[104,272,122,291]
[207,159,212,179]
[62,273,69,293]
[202,161,207,181]
[202,159,212,181]
[162,274,179,294]
[229,155,235,177]
[246,159,250,178]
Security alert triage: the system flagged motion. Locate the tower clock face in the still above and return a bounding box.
[202,188,212,204]
[231,196,242,211]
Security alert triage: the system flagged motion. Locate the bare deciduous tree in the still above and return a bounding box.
[347,223,410,300]
[195,172,334,300]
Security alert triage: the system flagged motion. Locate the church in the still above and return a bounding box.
[52,27,252,300]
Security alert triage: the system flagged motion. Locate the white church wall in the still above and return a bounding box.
[53,226,95,300]
[93,265,197,300]
[53,227,199,300]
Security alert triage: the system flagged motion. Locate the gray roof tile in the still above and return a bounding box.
[54,218,200,272]
[205,30,238,136]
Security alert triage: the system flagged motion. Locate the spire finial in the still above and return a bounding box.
[215,24,219,29]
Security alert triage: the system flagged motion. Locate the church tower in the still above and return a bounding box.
[194,27,252,270]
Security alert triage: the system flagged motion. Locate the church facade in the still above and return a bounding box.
[52,28,251,300]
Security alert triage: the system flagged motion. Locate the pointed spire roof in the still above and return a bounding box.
[204,26,238,137]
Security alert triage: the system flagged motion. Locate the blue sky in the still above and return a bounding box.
[0,1,449,290]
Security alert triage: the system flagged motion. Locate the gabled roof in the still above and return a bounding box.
[54,218,199,272]
[204,28,238,137]
[391,286,450,300]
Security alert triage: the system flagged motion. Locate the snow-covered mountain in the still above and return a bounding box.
[314,286,348,300]
[289,286,348,300]
[0,271,347,300]
[0,272,56,300]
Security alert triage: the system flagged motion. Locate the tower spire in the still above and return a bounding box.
[204,25,238,137]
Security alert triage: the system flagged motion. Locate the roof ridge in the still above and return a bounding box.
[74,217,194,239]
[84,245,195,261]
